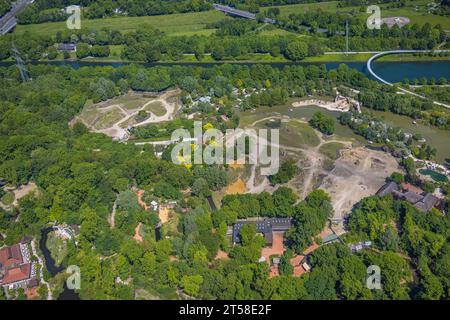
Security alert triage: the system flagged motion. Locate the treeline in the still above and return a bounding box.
[217,186,299,223]
[0,27,324,62]
[337,0,407,8]
[17,0,212,24]
[274,8,446,51]
[0,0,11,17]
[358,88,450,129]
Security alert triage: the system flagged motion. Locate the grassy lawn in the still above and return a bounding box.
[95,109,124,129]
[377,53,450,62]
[0,191,15,205]
[112,94,153,110]
[319,142,345,160]
[304,53,374,62]
[14,10,228,36]
[46,232,68,267]
[145,101,167,117]
[270,0,449,28]
[271,1,342,16]
[279,121,321,148]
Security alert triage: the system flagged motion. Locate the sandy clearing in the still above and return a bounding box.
[225,177,247,195]
[77,90,181,141]
[319,147,401,222]
[215,250,230,260]
[11,182,39,206]
[158,207,170,224]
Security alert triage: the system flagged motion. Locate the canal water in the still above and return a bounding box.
[40,227,80,300]
[0,59,449,83]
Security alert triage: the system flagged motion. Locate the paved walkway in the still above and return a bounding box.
[31,239,52,300]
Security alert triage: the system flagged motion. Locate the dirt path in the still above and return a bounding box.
[87,90,181,140]
[134,223,143,243]
[109,199,117,229]
[245,116,353,197]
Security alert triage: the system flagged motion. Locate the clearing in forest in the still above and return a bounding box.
[73,90,180,140]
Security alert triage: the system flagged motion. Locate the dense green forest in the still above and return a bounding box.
[0,0,11,17]
[0,58,449,300]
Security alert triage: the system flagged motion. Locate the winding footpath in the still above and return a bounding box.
[31,238,52,300]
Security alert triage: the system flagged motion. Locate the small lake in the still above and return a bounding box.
[40,227,80,300]
[366,109,450,164]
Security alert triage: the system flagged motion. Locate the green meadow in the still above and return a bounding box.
[15,10,228,36]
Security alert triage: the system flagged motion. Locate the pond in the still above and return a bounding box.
[419,169,448,183]
[366,109,450,164]
[40,227,80,300]
[240,102,366,145]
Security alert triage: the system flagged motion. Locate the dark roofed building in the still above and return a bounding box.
[376,181,398,197]
[20,235,31,244]
[232,218,292,245]
[0,178,7,187]
[394,190,424,204]
[58,43,77,52]
[415,193,440,212]
[377,181,442,213]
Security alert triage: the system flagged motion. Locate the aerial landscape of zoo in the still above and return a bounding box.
[0,0,449,308]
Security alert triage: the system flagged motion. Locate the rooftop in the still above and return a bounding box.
[377,181,441,213]
[232,218,292,245]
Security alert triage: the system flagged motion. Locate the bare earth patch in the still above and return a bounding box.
[225,177,247,195]
[215,250,229,260]
[158,207,170,224]
[11,182,39,206]
[134,223,143,243]
[319,147,401,226]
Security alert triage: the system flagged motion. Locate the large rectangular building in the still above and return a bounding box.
[0,242,37,290]
[232,218,292,246]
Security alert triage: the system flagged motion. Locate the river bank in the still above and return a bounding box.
[2,52,450,65]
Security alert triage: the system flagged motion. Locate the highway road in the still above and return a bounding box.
[0,0,34,35]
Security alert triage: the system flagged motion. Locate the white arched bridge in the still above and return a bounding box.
[366,50,450,109]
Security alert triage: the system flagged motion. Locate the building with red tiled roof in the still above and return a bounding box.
[0,244,23,268]
[401,183,424,195]
[0,243,37,290]
[2,263,31,285]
